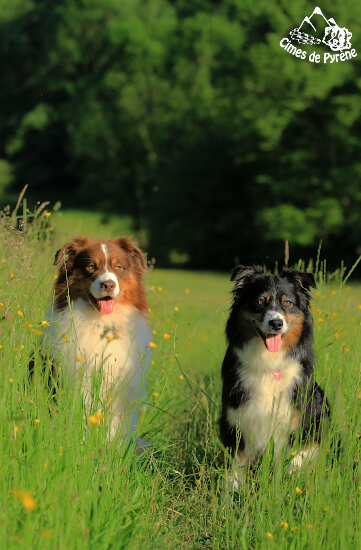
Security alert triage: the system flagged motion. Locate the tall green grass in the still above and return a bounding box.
[0,199,360,549]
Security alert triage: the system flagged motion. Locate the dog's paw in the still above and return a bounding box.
[220,470,246,500]
[288,446,320,473]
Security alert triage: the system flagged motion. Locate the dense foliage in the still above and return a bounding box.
[1,0,361,268]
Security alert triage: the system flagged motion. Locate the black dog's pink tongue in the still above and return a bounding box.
[265,334,283,352]
[99,299,115,314]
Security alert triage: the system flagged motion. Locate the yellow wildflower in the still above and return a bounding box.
[17,311,24,317]
[280,522,288,530]
[153,392,159,397]
[95,411,104,422]
[88,415,99,426]
[149,342,157,349]
[163,333,170,340]
[41,320,50,327]
[174,306,179,312]
[34,419,40,425]
[266,533,274,540]
[295,487,303,495]
[13,488,37,511]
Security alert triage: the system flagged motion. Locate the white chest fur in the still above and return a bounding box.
[43,299,150,439]
[227,338,300,460]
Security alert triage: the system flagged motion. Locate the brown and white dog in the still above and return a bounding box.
[43,236,151,447]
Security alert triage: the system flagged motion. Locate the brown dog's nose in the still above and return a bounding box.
[100,280,116,293]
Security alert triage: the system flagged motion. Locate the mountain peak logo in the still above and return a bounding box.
[290,6,352,51]
[280,7,357,63]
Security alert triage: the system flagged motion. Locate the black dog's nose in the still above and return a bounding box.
[269,318,283,331]
[101,280,116,292]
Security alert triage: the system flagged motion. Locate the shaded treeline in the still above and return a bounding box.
[1,0,361,269]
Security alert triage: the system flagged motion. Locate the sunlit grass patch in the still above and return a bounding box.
[0,194,361,548]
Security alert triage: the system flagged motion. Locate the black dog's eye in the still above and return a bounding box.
[284,300,293,307]
[258,296,266,305]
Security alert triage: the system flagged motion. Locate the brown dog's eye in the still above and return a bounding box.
[284,300,293,307]
[87,264,96,272]
[115,265,123,271]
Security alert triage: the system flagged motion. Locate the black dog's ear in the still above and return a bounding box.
[231,265,266,283]
[283,268,317,292]
[298,272,317,291]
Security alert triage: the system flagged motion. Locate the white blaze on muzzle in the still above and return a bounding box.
[90,271,120,300]
[89,243,121,314]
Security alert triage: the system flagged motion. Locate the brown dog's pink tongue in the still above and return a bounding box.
[265,334,283,352]
[99,299,115,314]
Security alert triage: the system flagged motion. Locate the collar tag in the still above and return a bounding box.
[273,371,281,381]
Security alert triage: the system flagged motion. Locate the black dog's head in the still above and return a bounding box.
[227,266,316,353]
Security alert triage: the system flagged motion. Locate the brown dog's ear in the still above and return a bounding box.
[115,237,147,270]
[54,236,89,273]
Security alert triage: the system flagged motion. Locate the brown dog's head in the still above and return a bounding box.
[54,236,147,315]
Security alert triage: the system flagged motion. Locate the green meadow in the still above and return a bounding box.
[0,201,360,549]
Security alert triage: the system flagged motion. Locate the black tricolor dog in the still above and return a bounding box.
[219,266,329,490]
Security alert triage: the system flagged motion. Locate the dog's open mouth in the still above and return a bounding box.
[89,295,116,314]
[264,333,283,352]
[254,322,284,353]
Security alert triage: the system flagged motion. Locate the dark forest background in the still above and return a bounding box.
[1,0,361,269]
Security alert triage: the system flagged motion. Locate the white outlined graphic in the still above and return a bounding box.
[290,7,352,51]
[279,7,357,63]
